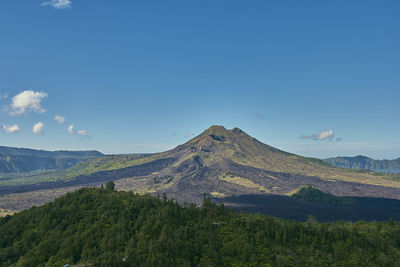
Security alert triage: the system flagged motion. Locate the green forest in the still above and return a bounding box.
[1,186,400,266]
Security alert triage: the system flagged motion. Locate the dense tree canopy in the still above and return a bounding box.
[105,181,115,191]
[1,187,399,266]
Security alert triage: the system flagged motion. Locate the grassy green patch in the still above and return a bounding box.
[210,191,226,198]
[219,172,270,193]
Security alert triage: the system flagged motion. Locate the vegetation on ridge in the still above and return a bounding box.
[1,187,400,266]
[289,185,357,205]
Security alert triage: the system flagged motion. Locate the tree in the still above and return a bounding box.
[105,181,115,191]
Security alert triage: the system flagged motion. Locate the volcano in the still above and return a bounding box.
[111,125,400,204]
[2,125,400,213]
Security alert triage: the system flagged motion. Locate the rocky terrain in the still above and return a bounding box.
[1,126,400,218]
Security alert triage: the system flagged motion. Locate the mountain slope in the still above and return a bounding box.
[1,126,400,211]
[324,155,400,173]
[0,146,103,173]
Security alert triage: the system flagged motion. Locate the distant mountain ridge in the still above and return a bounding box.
[323,155,400,173]
[0,146,103,173]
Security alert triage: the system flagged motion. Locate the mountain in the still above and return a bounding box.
[324,155,400,173]
[1,187,400,266]
[1,126,400,215]
[106,125,400,203]
[0,146,104,173]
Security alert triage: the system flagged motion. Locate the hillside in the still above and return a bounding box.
[324,155,400,173]
[1,126,400,213]
[1,187,400,266]
[288,185,357,205]
[0,146,103,173]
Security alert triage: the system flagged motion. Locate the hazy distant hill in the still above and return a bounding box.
[324,155,400,173]
[0,146,103,173]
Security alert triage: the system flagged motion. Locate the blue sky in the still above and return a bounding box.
[0,0,399,159]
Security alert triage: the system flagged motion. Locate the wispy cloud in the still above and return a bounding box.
[42,0,71,9]
[32,122,45,135]
[77,129,88,136]
[185,132,195,138]
[314,129,335,140]
[68,124,90,138]
[54,115,66,124]
[67,124,75,135]
[301,129,336,141]
[8,90,48,116]
[1,124,21,133]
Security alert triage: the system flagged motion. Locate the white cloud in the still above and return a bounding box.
[67,124,75,135]
[32,122,45,135]
[9,90,48,116]
[54,115,66,124]
[1,124,21,133]
[68,124,90,138]
[77,129,88,136]
[301,129,335,141]
[42,0,71,9]
[314,129,334,140]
